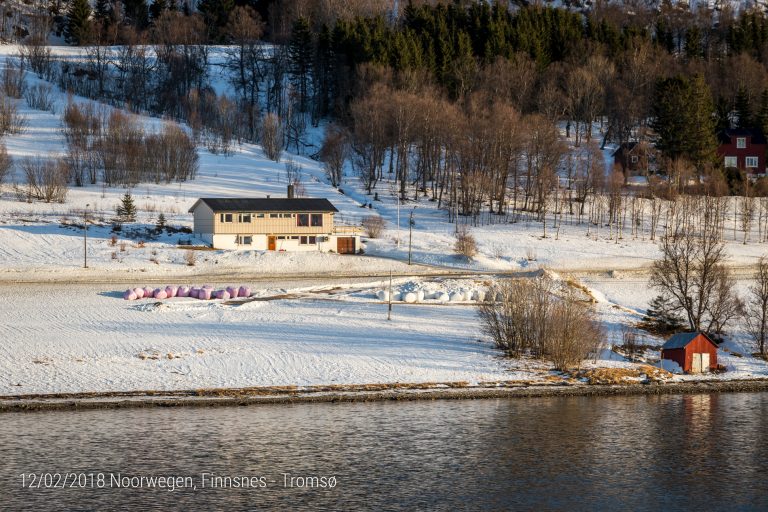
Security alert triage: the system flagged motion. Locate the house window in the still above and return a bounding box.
[270,213,279,218]
[299,236,317,245]
[277,235,286,240]
[237,235,252,245]
[737,137,747,149]
[724,156,738,168]
[239,213,252,223]
[746,156,759,168]
[310,214,323,227]
[291,236,299,240]
[220,213,233,223]
[297,214,309,227]
[256,213,265,218]
[630,155,638,164]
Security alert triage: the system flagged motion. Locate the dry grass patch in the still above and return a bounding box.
[574,365,673,385]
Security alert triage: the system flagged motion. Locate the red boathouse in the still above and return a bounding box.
[661,332,718,374]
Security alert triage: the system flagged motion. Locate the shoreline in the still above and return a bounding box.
[3,378,768,413]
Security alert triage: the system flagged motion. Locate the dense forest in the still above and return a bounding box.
[8,0,768,215]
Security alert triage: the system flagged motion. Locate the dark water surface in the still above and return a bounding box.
[2,393,767,511]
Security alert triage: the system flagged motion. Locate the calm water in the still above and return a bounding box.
[2,393,767,511]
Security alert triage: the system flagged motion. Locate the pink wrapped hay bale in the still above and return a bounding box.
[217,290,230,300]
[177,286,190,298]
[198,288,212,300]
[123,289,137,300]
[165,286,178,298]
[143,287,154,298]
[238,286,251,298]
[226,286,238,298]
[189,287,199,299]
[133,288,145,299]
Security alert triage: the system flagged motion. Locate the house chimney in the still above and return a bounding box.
[287,184,295,199]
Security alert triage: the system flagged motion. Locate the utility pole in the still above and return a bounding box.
[387,269,393,321]
[408,208,415,265]
[83,203,89,268]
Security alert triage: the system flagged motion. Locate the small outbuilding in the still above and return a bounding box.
[660,332,718,374]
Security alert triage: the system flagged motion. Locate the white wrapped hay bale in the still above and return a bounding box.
[450,292,464,302]
[473,289,486,302]
[404,292,417,303]
[392,293,402,302]
[376,290,389,301]
[437,292,450,302]
[416,290,425,302]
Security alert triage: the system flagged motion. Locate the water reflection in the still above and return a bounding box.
[1,393,767,511]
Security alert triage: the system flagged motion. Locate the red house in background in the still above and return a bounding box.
[661,332,718,374]
[717,128,767,176]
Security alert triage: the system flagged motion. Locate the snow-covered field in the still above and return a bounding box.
[2,274,768,396]
[0,280,542,395]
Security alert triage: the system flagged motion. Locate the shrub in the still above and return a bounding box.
[184,251,196,266]
[261,113,284,161]
[362,216,386,238]
[20,156,67,203]
[477,277,603,370]
[24,83,55,112]
[454,225,477,260]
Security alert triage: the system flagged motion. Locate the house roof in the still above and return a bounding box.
[611,141,638,157]
[189,198,339,213]
[661,332,717,350]
[717,128,767,145]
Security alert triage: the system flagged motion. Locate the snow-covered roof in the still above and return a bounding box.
[190,198,339,213]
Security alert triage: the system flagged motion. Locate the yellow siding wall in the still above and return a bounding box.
[212,211,335,235]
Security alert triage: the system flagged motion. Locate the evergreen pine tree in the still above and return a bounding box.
[117,192,137,222]
[651,74,716,169]
[94,0,112,22]
[198,0,234,42]
[735,86,753,129]
[124,0,150,29]
[684,26,702,59]
[757,89,768,135]
[715,95,731,133]
[156,213,167,233]
[65,0,93,45]
[149,0,172,21]
[640,295,685,335]
[289,17,314,113]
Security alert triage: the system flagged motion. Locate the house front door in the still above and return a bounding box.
[701,353,710,372]
[692,353,702,373]
[268,236,276,251]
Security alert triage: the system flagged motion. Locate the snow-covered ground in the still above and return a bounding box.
[2,274,767,396]
[0,280,542,395]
